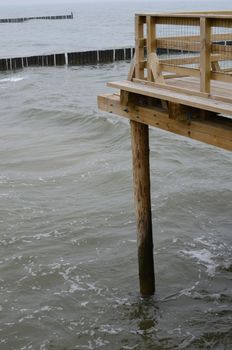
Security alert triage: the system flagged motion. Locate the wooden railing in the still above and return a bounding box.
[134,12,232,93]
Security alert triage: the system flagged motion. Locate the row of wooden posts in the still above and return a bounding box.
[0,13,73,23]
[0,48,136,71]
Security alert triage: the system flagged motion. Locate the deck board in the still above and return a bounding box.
[166,76,232,100]
[107,80,232,117]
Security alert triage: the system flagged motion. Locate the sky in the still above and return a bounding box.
[1,0,67,3]
[0,0,230,7]
[0,0,137,6]
[1,0,73,4]
[0,0,100,5]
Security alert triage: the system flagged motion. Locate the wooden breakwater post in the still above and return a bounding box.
[98,11,232,295]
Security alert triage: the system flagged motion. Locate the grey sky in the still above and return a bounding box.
[0,0,156,5]
[0,0,77,4]
[0,0,226,8]
[0,0,127,4]
[0,0,100,5]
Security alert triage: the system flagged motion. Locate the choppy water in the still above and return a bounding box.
[0,1,232,349]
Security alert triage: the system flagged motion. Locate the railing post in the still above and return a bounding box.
[200,17,211,93]
[130,120,155,296]
[146,15,156,81]
[135,15,145,79]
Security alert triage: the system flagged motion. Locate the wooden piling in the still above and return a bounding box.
[98,49,114,63]
[11,57,23,70]
[23,57,28,67]
[37,56,44,66]
[47,54,55,66]
[27,56,39,66]
[125,48,132,60]
[0,58,7,71]
[130,120,155,296]
[6,58,11,70]
[55,53,66,66]
[115,48,125,61]
[86,51,98,64]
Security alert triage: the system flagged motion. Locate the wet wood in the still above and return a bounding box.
[130,120,155,296]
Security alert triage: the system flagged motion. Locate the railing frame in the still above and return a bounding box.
[134,12,232,94]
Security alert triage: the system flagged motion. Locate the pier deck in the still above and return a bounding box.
[98,12,232,296]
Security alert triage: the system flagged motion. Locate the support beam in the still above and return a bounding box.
[130,120,155,296]
[98,94,232,152]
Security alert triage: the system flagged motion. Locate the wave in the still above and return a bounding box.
[0,77,25,83]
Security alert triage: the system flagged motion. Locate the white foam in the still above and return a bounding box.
[81,301,89,307]
[99,324,122,335]
[33,232,51,240]
[69,283,85,293]
[181,248,217,276]
[0,77,25,83]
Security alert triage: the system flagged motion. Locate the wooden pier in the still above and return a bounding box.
[0,13,73,23]
[98,12,232,296]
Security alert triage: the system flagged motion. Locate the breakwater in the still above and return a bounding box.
[0,13,73,23]
[0,48,135,71]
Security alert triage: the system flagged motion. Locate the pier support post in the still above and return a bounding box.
[130,120,155,296]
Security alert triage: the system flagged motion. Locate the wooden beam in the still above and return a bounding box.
[155,16,200,26]
[212,43,232,54]
[106,80,232,116]
[148,53,165,83]
[154,64,200,78]
[157,33,232,42]
[200,17,211,93]
[127,55,136,81]
[130,120,155,296]
[156,39,200,52]
[210,18,232,28]
[211,61,221,72]
[146,15,156,81]
[160,53,228,66]
[98,94,232,151]
[133,78,232,104]
[135,16,145,79]
[211,71,232,83]
[135,12,232,21]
